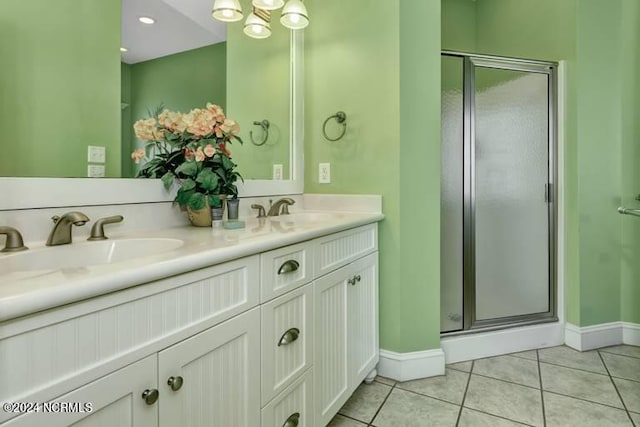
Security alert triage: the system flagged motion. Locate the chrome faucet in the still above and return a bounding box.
[46,212,90,246]
[267,198,295,216]
[0,226,28,252]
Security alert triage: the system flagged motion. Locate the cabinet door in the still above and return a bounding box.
[347,252,379,387]
[261,283,313,405]
[4,356,157,427]
[313,266,349,427]
[261,368,314,427]
[158,308,260,427]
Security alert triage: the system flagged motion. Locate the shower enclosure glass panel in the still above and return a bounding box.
[441,56,464,332]
[440,53,557,334]
[474,67,550,321]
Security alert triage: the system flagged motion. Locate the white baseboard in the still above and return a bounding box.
[565,322,640,350]
[440,322,565,364]
[378,348,445,382]
[622,322,640,346]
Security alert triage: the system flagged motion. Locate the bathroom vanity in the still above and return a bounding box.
[0,208,382,427]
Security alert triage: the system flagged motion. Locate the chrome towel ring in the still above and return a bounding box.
[322,111,347,141]
[250,119,270,146]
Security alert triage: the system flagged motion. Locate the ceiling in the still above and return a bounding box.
[121,0,227,64]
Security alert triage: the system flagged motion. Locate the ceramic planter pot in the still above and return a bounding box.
[186,205,212,227]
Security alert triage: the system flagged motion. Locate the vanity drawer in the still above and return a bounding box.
[314,223,378,277]
[261,284,313,405]
[261,368,313,427]
[260,241,313,302]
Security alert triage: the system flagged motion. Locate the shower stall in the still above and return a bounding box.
[441,52,558,334]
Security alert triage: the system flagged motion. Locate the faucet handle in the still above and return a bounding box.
[280,204,291,215]
[0,226,28,253]
[88,215,124,241]
[51,215,60,224]
[251,204,266,218]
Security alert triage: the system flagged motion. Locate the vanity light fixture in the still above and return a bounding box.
[138,16,156,25]
[280,0,309,29]
[212,0,308,38]
[252,0,284,11]
[120,47,128,52]
[212,0,244,22]
[243,9,272,39]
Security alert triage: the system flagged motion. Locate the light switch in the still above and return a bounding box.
[273,164,283,180]
[87,165,105,178]
[88,146,106,163]
[319,163,330,184]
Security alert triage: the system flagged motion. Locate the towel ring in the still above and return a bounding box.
[322,111,347,141]
[250,120,270,146]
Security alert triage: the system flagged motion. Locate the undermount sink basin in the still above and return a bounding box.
[0,238,184,274]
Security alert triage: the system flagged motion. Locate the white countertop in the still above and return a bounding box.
[0,211,383,322]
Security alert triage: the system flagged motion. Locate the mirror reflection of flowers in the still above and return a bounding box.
[132,103,243,211]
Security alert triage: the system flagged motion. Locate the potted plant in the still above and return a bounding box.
[131,103,243,226]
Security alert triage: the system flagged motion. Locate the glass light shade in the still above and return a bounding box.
[212,0,243,22]
[252,0,284,11]
[280,0,308,29]
[243,13,271,39]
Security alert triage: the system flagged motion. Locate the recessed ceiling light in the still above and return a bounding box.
[120,47,128,52]
[139,16,155,25]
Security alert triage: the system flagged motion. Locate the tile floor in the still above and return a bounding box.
[328,345,640,427]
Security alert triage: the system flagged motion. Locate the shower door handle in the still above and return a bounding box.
[544,183,553,203]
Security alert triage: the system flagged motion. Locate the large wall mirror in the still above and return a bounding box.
[0,0,303,210]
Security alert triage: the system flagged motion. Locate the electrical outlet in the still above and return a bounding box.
[88,146,106,163]
[319,163,330,184]
[87,165,105,178]
[273,164,283,180]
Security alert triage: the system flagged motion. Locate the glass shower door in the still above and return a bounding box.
[472,63,552,325]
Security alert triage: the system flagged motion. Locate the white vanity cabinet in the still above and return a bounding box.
[314,252,378,427]
[0,222,379,427]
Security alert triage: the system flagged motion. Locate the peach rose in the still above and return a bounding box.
[184,148,194,160]
[131,148,145,164]
[206,103,226,123]
[158,109,186,133]
[220,118,240,136]
[194,146,206,162]
[204,144,215,157]
[183,108,216,137]
[133,118,158,141]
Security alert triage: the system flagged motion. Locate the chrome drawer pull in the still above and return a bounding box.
[278,328,300,346]
[283,412,300,427]
[278,259,300,275]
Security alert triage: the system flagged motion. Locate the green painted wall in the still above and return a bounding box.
[121,63,133,178]
[0,0,121,178]
[620,0,640,324]
[227,0,291,181]
[441,0,477,52]
[304,0,442,352]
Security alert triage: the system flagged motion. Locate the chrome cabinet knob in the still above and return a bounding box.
[167,376,184,391]
[278,328,300,346]
[355,274,362,282]
[141,389,159,405]
[282,412,300,427]
[348,277,356,286]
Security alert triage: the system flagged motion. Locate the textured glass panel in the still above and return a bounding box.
[440,56,464,332]
[474,67,549,321]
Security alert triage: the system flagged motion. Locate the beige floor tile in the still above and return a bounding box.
[543,392,633,427]
[613,377,640,413]
[509,350,538,361]
[601,352,640,382]
[538,346,606,374]
[600,345,640,359]
[371,388,460,427]
[447,361,472,372]
[540,363,623,408]
[473,355,540,388]
[375,376,396,386]
[458,408,528,426]
[338,381,391,424]
[327,414,367,426]
[464,375,543,426]
[397,368,469,405]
